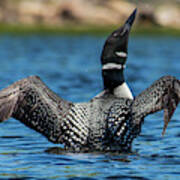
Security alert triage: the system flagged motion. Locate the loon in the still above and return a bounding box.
[0,9,179,153]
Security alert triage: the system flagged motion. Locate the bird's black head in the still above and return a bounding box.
[101,8,137,91]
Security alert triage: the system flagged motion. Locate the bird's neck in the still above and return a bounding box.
[103,69,125,91]
[102,69,133,99]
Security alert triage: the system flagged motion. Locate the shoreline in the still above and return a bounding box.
[0,24,180,36]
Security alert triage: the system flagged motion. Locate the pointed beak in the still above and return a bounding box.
[125,8,137,26]
[121,8,137,35]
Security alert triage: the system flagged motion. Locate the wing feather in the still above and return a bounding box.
[0,76,73,143]
[132,76,180,135]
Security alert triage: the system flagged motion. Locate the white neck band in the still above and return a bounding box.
[102,63,126,70]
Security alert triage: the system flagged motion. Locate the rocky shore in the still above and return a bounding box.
[0,0,179,29]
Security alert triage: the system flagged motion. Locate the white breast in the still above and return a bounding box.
[113,82,134,99]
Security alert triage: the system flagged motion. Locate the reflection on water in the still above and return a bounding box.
[0,35,179,179]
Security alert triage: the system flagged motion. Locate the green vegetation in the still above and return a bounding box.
[0,23,180,36]
[132,26,180,37]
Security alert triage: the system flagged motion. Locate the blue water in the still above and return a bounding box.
[0,35,179,179]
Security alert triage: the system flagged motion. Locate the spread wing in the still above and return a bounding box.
[0,76,75,143]
[132,76,180,135]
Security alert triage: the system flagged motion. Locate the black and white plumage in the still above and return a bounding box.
[0,10,180,153]
[0,75,179,152]
[100,9,137,99]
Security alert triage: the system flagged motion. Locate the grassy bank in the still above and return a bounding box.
[0,23,180,36]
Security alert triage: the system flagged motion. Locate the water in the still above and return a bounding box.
[0,34,179,179]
